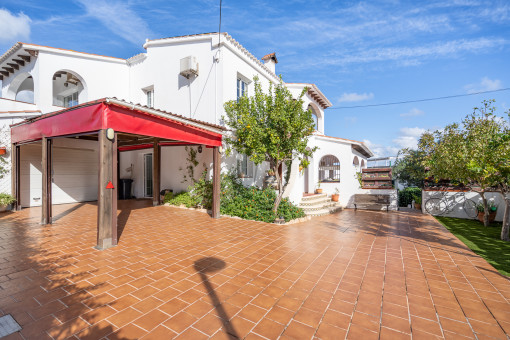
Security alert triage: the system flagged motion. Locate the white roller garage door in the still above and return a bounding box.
[20,138,98,207]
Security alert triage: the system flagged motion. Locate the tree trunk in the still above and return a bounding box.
[501,194,510,241]
[481,192,489,227]
[272,162,283,214]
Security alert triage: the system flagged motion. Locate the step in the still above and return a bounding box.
[299,201,337,211]
[304,205,342,217]
[299,198,332,206]
[301,193,328,201]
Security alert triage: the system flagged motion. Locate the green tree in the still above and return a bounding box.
[421,100,510,232]
[393,148,426,188]
[223,77,317,214]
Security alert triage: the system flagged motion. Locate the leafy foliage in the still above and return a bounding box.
[164,170,305,222]
[393,148,426,188]
[0,193,16,206]
[420,100,510,235]
[223,76,317,213]
[398,187,422,207]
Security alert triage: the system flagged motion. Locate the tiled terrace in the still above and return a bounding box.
[0,200,509,340]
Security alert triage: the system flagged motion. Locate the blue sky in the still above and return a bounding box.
[1,0,509,156]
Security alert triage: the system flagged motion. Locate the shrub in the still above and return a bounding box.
[164,191,198,208]
[0,193,16,206]
[165,170,305,222]
[398,187,422,207]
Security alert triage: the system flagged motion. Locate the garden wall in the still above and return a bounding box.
[422,190,509,222]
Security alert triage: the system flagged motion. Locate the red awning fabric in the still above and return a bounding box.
[10,100,223,146]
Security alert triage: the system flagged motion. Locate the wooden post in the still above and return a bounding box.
[97,129,117,249]
[152,138,161,206]
[41,137,52,224]
[11,144,20,211]
[212,146,221,218]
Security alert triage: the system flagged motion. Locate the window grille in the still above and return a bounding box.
[319,155,340,182]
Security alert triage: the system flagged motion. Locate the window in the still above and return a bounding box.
[319,155,340,182]
[238,154,253,178]
[63,92,79,108]
[308,105,318,131]
[146,90,153,108]
[237,78,248,100]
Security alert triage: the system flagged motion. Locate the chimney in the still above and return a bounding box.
[261,52,278,74]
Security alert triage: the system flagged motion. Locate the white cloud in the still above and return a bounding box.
[75,0,152,45]
[322,38,507,66]
[363,139,399,157]
[464,77,503,94]
[344,116,357,124]
[400,108,424,117]
[338,92,374,103]
[393,127,426,149]
[0,9,31,43]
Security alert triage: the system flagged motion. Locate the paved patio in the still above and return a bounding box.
[0,201,509,340]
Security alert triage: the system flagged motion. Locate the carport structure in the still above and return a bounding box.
[10,98,224,249]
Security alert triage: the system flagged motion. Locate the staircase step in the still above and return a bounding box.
[301,193,327,201]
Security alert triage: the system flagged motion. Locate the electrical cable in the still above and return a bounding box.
[328,87,510,109]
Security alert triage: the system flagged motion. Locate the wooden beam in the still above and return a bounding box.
[12,59,25,67]
[97,130,117,249]
[41,137,52,224]
[2,67,14,74]
[11,144,21,211]
[19,55,30,63]
[212,146,221,218]
[7,63,19,71]
[152,138,161,206]
[0,76,2,81]
[26,49,38,57]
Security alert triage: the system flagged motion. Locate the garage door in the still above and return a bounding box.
[20,138,98,207]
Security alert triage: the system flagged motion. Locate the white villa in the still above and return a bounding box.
[0,32,378,221]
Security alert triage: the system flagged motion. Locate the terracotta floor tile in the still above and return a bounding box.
[351,312,380,333]
[108,323,147,340]
[252,317,286,339]
[381,313,411,334]
[163,311,198,333]
[133,309,170,331]
[75,320,117,340]
[237,303,267,323]
[283,320,317,339]
[315,322,347,339]
[140,325,177,339]
[380,326,412,340]
[346,323,378,340]
[294,307,324,328]
[107,307,143,328]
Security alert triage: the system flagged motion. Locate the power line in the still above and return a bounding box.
[328,87,510,109]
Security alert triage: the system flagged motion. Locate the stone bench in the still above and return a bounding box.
[354,194,391,211]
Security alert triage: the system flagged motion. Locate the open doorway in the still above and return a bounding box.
[143,153,153,197]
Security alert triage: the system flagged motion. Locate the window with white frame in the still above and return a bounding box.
[146,89,154,108]
[319,155,340,182]
[238,154,253,178]
[63,92,79,108]
[237,78,248,100]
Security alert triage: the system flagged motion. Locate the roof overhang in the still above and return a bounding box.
[286,83,332,109]
[11,98,224,146]
[315,134,374,158]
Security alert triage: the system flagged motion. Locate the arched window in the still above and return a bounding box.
[353,156,360,171]
[52,70,86,108]
[361,159,366,169]
[7,73,34,103]
[308,104,318,131]
[319,155,340,182]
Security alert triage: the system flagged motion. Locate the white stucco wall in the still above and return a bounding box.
[423,190,508,222]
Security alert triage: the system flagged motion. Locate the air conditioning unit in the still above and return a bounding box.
[180,56,199,78]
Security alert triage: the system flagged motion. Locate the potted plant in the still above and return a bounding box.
[0,193,16,212]
[264,169,277,189]
[315,182,323,194]
[412,193,422,210]
[477,201,498,223]
[331,188,339,202]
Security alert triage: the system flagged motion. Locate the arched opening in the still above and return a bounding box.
[7,73,34,103]
[353,156,360,171]
[318,155,340,183]
[308,104,318,131]
[52,70,87,108]
[361,159,366,169]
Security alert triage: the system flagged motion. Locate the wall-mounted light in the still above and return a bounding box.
[197,145,203,153]
[106,128,115,141]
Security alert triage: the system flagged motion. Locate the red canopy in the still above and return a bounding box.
[11,99,223,146]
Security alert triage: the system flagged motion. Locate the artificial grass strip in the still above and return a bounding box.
[435,216,510,277]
